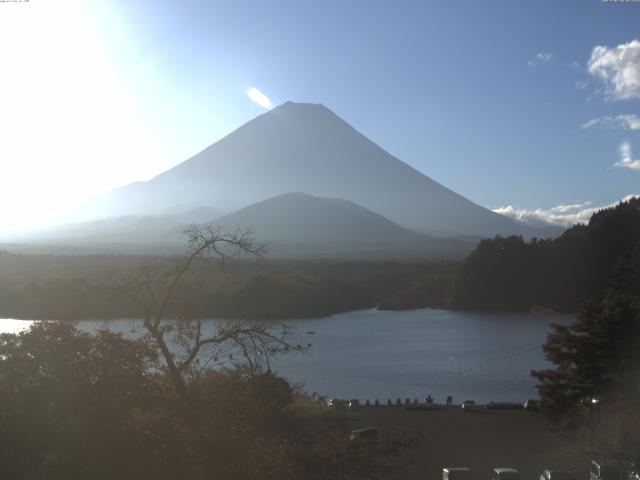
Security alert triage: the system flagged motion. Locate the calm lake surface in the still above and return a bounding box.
[1,308,573,403]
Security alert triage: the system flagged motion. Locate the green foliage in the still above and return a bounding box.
[0,322,159,479]
[0,255,458,320]
[0,322,412,479]
[454,197,640,311]
[531,243,640,427]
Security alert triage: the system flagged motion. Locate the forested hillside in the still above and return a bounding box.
[454,197,640,312]
[0,254,456,320]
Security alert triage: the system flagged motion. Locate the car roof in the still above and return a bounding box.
[495,468,519,473]
[544,469,573,479]
[445,467,471,471]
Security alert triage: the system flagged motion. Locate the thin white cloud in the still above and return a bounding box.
[587,39,640,100]
[549,201,592,214]
[247,87,273,110]
[537,52,553,62]
[528,52,553,67]
[493,195,639,228]
[615,142,640,170]
[581,114,640,130]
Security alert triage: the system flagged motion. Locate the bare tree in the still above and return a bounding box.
[104,224,302,402]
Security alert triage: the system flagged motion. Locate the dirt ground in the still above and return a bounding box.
[348,407,589,480]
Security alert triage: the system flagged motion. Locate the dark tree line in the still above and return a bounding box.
[0,252,457,320]
[456,198,640,460]
[532,243,640,421]
[531,243,640,462]
[454,197,640,312]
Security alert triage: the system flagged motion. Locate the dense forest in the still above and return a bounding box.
[454,197,640,312]
[531,240,640,464]
[0,254,457,320]
[533,242,640,419]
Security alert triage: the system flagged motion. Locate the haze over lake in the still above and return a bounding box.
[2,308,572,403]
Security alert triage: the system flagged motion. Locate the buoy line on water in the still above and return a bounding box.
[455,345,541,376]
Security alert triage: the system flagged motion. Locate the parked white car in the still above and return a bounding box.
[461,400,478,411]
[539,469,576,480]
[590,461,621,480]
[443,467,472,480]
[492,468,520,480]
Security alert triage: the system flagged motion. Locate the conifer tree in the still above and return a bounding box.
[532,243,640,425]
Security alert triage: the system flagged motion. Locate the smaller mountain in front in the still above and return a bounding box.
[7,193,478,259]
[213,192,476,259]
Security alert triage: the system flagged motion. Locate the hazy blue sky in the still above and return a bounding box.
[1,0,639,230]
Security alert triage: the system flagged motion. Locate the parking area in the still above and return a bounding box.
[348,407,589,480]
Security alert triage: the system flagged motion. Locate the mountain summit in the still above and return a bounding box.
[78,102,556,238]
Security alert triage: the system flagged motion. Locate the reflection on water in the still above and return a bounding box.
[0,308,573,403]
[0,319,35,336]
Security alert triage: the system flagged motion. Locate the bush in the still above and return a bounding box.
[0,321,411,479]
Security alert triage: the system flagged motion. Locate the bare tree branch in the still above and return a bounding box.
[102,223,298,403]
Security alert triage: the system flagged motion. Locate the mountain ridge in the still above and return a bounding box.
[67,101,561,238]
[210,191,476,259]
[7,192,478,259]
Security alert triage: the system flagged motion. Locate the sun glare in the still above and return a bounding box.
[0,1,163,234]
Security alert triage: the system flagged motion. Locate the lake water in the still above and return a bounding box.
[0,308,573,403]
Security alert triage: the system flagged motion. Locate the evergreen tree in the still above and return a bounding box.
[532,243,640,425]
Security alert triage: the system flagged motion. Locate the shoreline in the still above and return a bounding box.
[0,305,577,324]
